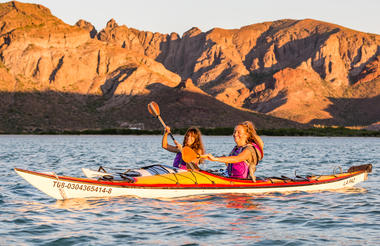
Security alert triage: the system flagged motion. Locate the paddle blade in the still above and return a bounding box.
[182,146,199,163]
[147,101,160,117]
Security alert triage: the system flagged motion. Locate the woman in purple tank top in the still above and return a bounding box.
[162,126,205,170]
[205,121,264,181]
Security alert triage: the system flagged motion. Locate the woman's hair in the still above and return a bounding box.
[237,121,264,160]
[237,121,258,145]
[183,127,205,155]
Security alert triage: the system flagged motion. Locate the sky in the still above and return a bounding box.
[2,0,379,35]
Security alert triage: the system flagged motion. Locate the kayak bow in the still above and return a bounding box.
[15,164,372,200]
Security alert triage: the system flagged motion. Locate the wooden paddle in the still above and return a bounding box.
[147,101,175,141]
[182,146,207,163]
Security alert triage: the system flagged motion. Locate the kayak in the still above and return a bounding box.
[14,164,372,200]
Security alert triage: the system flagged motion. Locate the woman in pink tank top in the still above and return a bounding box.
[205,121,264,181]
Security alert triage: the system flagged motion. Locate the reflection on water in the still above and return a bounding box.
[1,135,379,245]
[221,195,260,210]
[53,193,262,212]
[54,197,113,211]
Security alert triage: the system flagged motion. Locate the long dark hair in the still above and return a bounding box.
[183,127,205,155]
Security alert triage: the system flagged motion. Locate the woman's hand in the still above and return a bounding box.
[164,126,171,134]
[204,153,218,161]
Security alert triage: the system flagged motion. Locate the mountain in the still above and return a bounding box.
[128,19,380,125]
[0,1,379,133]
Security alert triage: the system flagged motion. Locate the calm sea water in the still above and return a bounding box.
[0,135,379,245]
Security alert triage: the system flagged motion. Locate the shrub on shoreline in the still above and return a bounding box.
[3,126,378,137]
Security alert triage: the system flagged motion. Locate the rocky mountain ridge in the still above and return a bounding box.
[0,1,379,132]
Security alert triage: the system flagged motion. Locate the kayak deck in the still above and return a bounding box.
[14,164,372,200]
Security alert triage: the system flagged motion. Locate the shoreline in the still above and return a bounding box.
[0,127,379,137]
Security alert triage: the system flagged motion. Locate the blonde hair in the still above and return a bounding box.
[237,121,257,144]
[237,121,264,160]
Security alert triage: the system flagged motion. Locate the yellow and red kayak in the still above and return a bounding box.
[15,164,372,200]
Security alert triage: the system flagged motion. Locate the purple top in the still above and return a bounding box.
[172,152,187,170]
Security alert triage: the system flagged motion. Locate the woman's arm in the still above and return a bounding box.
[248,164,256,182]
[206,148,252,164]
[162,126,180,153]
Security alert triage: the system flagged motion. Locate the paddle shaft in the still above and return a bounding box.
[148,102,175,141]
[158,115,175,141]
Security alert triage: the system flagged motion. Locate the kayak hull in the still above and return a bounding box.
[15,164,372,200]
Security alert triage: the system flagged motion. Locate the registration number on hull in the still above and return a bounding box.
[53,181,112,194]
[343,177,355,186]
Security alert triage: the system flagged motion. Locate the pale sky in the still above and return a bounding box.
[2,0,379,35]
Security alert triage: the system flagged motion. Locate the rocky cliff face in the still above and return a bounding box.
[131,19,380,124]
[0,1,379,132]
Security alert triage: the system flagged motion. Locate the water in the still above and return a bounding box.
[1,135,379,245]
